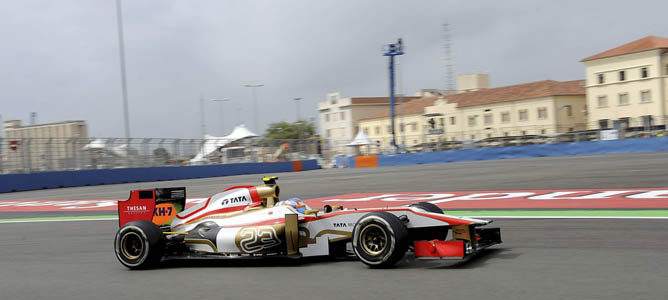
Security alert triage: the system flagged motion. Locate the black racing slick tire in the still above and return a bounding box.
[352,212,409,268]
[114,220,165,269]
[409,202,444,214]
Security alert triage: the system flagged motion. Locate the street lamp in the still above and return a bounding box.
[115,0,131,139]
[212,98,230,135]
[293,97,302,122]
[244,83,264,133]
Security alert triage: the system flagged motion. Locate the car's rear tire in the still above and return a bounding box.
[114,220,165,269]
[352,212,408,268]
[409,202,443,214]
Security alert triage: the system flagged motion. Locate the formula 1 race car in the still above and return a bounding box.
[114,177,501,269]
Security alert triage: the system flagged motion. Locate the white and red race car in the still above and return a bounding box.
[114,177,501,269]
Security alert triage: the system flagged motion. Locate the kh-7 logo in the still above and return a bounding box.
[237,226,282,253]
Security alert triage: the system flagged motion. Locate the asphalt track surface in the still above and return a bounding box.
[1,152,668,299]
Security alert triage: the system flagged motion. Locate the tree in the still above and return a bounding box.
[264,121,315,139]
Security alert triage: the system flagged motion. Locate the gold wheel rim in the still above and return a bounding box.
[120,232,144,260]
[360,224,387,256]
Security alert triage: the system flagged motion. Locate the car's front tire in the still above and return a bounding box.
[352,212,408,268]
[114,220,164,269]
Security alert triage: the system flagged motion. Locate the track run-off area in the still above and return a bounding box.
[1,152,668,299]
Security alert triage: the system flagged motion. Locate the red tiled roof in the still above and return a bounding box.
[581,35,668,62]
[451,80,585,108]
[359,80,585,120]
[360,97,438,120]
[350,96,419,104]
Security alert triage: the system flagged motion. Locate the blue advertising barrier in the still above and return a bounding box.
[0,160,319,193]
[377,137,668,167]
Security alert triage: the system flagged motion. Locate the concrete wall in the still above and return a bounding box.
[0,160,319,193]
[335,137,668,168]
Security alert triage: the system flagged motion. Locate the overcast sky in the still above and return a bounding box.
[1,0,667,138]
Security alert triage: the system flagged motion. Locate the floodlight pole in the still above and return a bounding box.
[115,0,131,139]
[294,97,302,121]
[383,38,404,148]
[244,83,264,133]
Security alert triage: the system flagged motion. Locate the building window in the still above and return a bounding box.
[518,109,528,121]
[504,132,509,137]
[326,129,331,137]
[619,70,625,81]
[618,93,629,105]
[501,112,510,123]
[569,127,574,132]
[484,114,493,125]
[439,118,444,128]
[399,123,405,133]
[450,116,456,125]
[641,67,648,78]
[468,116,477,127]
[566,105,572,116]
[410,123,417,131]
[598,119,609,129]
[640,90,651,103]
[521,130,527,136]
[598,73,605,84]
[340,112,345,120]
[597,95,608,108]
[325,114,330,122]
[470,135,475,139]
[540,129,546,134]
[330,95,337,104]
[363,127,369,135]
[374,126,380,135]
[387,125,392,133]
[537,107,548,120]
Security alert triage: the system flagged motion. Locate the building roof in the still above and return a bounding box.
[360,97,439,120]
[450,80,585,108]
[581,35,668,62]
[359,80,585,121]
[349,96,419,105]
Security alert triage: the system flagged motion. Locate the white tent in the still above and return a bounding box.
[190,124,258,164]
[346,130,375,146]
[82,139,136,157]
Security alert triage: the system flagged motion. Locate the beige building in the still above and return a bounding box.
[318,92,418,152]
[358,97,438,147]
[2,120,88,172]
[359,80,586,147]
[581,35,668,130]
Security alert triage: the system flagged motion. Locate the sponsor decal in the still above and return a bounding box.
[221,195,248,207]
[333,222,356,228]
[236,225,282,253]
[125,205,148,214]
[152,203,177,225]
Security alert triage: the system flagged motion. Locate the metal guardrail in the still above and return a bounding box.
[0,137,322,174]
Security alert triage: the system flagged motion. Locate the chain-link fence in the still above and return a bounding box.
[325,116,668,157]
[0,137,322,174]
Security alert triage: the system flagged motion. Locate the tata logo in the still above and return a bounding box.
[333,222,354,228]
[221,196,248,206]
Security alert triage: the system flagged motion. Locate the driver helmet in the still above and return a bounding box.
[282,198,307,214]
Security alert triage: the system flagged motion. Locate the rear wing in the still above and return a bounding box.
[118,187,186,227]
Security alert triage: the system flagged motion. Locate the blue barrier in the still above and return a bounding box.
[0,160,319,193]
[374,137,668,167]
